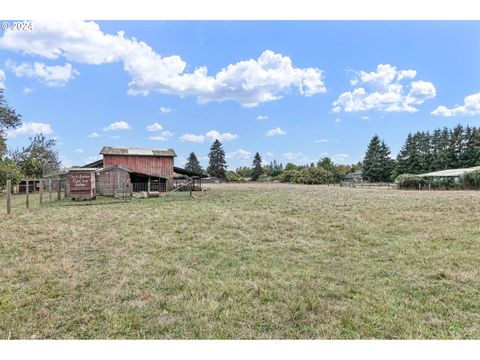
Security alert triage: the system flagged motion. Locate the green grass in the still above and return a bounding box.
[1,183,480,339]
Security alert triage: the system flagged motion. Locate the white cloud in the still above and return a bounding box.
[283,152,313,164]
[6,60,78,87]
[266,127,287,136]
[431,92,480,117]
[361,116,370,120]
[226,149,252,160]
[332,64,436,113]
[179,133,205,143]
[0,21,326,107]
[22,86,35,93]
[334,118,341,123]
[88,131,101,138]
[84,155,101,164]
[160,107,173,114]
[315,138,329,143]
[109,135,121,139]
[205,130,238,142]
[103,121,131,131]
[146,122,163,131]
[266,152,274,157]
[331,153,350,163]
[148,130,174,141]
[179,130,238,143]
[0,69,5,89]
[7,122,53,137]
[257,115,268,120]
[74,148,84,154]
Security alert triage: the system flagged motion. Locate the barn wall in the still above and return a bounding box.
[103,155,174,179]
[103,155,174,190]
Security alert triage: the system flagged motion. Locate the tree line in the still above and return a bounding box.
[362,125,480,182]
[185,138,361,184]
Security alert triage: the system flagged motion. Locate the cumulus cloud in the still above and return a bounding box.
[146,122,163,131]
[266,127,287,136]
[205,130,238,142]
[160,107,172,114]
[148,130,173,141]
[7,122,53,137]
[0,21,326,107]
[226,149,252,160]
[6,60,78,87]
[88,131,101,138]
[266,152,274,157]
[431,92,480,117]
[333,64,436,113]
[179,134,205,143]
[103,121,131,131]
[331,153,349,163]
[179,130,238,143]
[0,69,5,89]
[22,86,35,93]
[74,148,84,154]
[283,152,313,164]
[315,138,329,143]
[257,115,268,120]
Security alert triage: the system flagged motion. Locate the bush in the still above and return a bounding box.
[279,167,334,184]
[430,177,455,190]
[460,169,480,189]
[0,159,22,191]
[257,174,273,182]
[395,174,423,190]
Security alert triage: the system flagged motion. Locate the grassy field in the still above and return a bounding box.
[1,183,480,339]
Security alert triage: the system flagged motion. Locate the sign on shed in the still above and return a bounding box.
[69,168,97,200]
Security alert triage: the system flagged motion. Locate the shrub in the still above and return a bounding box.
[257,174,273,182]
[395,174,423,190]
[460,169,480,189]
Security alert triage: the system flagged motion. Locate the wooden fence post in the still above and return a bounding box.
[26,179,30,209]
[49,179,52,203]
[39,179,43,207]
[6,179,11,215]
[57,178,61,200]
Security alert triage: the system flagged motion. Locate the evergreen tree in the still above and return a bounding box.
[185,152,203,174]
[363,135,393,182]
[447,125,464,169]
[207,139,227,178]
[379,140,395,181]
[251,152,263,181]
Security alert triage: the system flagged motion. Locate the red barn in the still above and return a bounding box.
[100,146,176,192]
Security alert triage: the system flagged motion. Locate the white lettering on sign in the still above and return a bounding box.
[69,173,91,190]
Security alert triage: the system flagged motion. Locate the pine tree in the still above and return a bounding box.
[185,152,203,174]
[251,152,263,181]
[207,139,227,178]
[447,125,464,169]
[379,140,395,181]
[363,135,394,182]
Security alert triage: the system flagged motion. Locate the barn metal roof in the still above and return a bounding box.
[418,166,480,177]
[99,146,176,157]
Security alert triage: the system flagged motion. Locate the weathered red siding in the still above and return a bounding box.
[103,155,174,179]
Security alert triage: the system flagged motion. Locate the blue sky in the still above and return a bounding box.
[1,21,480,169]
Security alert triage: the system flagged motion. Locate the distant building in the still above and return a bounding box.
[79,147,205,197]
[341,170,363,187]
[417,166,480,183]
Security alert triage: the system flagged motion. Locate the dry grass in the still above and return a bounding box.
[1,183,480,339]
